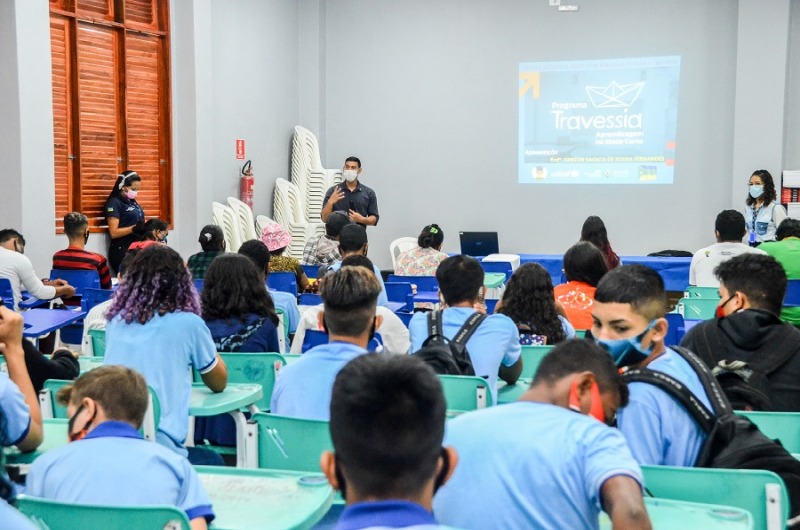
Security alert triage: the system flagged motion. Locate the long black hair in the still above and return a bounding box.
[563,242,608,286]
[498,263,566,343]
[106,170,141,203]
[201,254,279,324]
[746,169,778,207]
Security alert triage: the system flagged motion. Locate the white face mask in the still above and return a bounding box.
[343,170,358,183]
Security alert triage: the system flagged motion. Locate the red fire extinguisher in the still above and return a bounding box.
[240,160,254,209]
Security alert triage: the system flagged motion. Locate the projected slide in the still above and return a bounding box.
[519,56,680,184]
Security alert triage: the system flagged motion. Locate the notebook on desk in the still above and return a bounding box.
[459,232,499,257]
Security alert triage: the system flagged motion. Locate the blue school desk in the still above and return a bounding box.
[22,308,86,337]
[600,498,751,529]
[196,467,333,530]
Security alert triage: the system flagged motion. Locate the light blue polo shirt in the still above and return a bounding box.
[104,312,219,456]
[327,261,390,308]
[270,289,301,333]
[0,501,36,530]
[26,421,214,523]
[337,500,454,530]
[409,308,521,404]
[617,347,711,466]
[271,341,367,420]
[434,402,643,530]
[0,372,31,447]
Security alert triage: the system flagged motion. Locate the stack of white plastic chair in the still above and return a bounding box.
[272,178,311,259]
[255,215,274,237]
[290,126,342,225]
[211,201,242,252]
[227,196,258,242]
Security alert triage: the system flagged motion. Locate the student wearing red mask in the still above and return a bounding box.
[434,340,649,530]
[681,253,800,411]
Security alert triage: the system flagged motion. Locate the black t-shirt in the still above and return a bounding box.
[105,195,145,229]
[322,182,379,224]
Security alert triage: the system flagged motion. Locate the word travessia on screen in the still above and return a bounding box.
[518,56,681,185]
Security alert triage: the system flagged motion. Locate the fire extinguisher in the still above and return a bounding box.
[240,160,254,209]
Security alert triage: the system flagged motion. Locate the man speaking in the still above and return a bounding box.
[321,156,379,227]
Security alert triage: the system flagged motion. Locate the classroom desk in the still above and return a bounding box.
[197,467,334,530]
[78,356,104,374]
[600,497,752,529]
[4,418,69,472]
[413,273,508,304]
[516,254,691,292]
[22,308,86,337]
[189,383,263,468]
[496,378,532,405]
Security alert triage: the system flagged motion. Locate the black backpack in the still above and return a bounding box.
[624,346,800,517]
[412,310,487,376]
[711,360,773,412]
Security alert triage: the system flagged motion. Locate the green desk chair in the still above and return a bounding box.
[685,286,721,299]
[218,353,286,411]
[574,330,587,338]
[283,354,302,364]
[88,329,106,357]
[738,411,800,453]
[15,496,190,530]
[676,297,719,320]
[252,412,332,473]
[39,379,72,419]
[520,345,554,379]
[438,375,493,413]
[642,465,788,530]
[276,308,289,353]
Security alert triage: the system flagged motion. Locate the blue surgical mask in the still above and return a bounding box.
[749,185,764,199]
[595,320,657,367]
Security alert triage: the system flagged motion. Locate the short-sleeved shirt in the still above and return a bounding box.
[689,242,766,287]
[745,201,787,243]
[269,255,304,286]
[0,246,57,309]
[26,421,215,523]
[270,289,301,333]
[271,341,367,419]
[0,372,32,447]
[327,261,389,308]
[434,401,643,530]
[187,250,224,280]
[323,182,380,225]
[0,501,37,530]
[302,234,341,266]
[52,247,113,289]
[553,281,597,331]
[104,195,145,228]
[205,313,280,353]
[760,238,800,326]
[104,312,219,456]
[395,247,448,277]
[617,347,711,466]
[409,307,521,404]
[336,501,448,530]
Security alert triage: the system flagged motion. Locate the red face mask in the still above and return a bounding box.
[568,379,606,423]
[716,294,736,319]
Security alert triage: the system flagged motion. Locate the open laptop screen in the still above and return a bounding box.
[459,232,499,257]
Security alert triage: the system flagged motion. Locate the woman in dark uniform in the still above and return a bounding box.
[105,170,145,273]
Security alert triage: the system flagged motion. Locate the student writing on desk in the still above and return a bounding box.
[321,156,379,227]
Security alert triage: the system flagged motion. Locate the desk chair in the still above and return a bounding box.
[684,286,721,299]
[784,279,800,308]
[251,412,332,473]
[520,345,554,379]
[480,260,513,282]
[299,293,322,306]
[15,496,190,530]
[388,274,438,292]
[193,278,204,293]
[389,237,418,271]
[737,411,800,453]
[213,353,286,411]
[80,288,114,313]
[267,271,298,297]
[385,282,414,312]
[677,297,718,320]
[275,308,288,353]
[301,330,383,353]
[49,269,101,297]
[641,465,788,530]
[437,375,493,412]
[664,312,686,346]
[87,329,106,357]
[301,264,319,279]
[0,278,14,309]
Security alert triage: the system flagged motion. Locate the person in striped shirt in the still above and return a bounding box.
[52,212,112,290]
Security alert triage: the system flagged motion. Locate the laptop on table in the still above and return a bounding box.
[459,232,499,257]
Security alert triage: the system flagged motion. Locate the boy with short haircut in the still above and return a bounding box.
[26,365,215,529]
[592,264,712,466]
[52,212,113,289]
[434,340,650,530]
[322,354,457,529]
[408,255,522,404]
[326,224,389,307]
[271,266,383,419]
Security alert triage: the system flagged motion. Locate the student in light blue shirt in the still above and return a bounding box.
[592,264,712,466]
[271,265,383,419]
[326,224,389,307]
[26,366,215,529]
[434,341,649,530]
[103,245,227,465]
[322,354,457,530]
[408,255,521,403]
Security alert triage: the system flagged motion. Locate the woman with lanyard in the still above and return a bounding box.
[745,169,787,246]
[105,170,145,273]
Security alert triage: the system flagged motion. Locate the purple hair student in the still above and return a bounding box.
[106,245,200,325]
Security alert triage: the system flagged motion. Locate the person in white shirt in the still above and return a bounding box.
[0,229,75,309]
[291,255,410,354]
[689,210,766,288]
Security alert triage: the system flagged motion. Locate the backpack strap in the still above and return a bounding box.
[451,312,488,348]
[669,346,733,418]
[623,368,717,434]
[428,310,445,339]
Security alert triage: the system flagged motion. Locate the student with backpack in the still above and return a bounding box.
[681,253,800,411]
[409,255,522,404]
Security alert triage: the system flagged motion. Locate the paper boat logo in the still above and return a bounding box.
[585,81,644,108]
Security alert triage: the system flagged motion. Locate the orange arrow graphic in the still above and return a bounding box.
[519,72,541,99]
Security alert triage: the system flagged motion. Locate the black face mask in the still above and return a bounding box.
[68,403,95,442]
[84,231,90,245]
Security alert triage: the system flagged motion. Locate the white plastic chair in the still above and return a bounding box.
[390,237,419,271]
[273,179,311,259]
[212,202,242,252]
[291,126,343,222]
[255,215,274,237]
[227,196,258,242]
